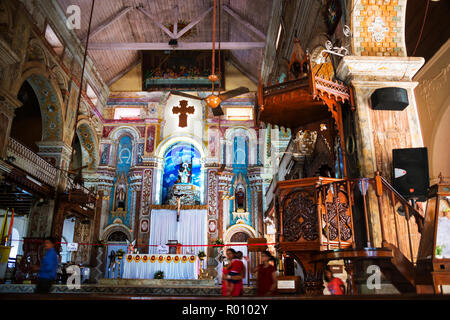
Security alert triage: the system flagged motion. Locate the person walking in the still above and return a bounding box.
[254,251,278,296]
[34,237,59,294]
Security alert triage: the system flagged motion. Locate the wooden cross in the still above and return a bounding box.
[172,100,195,128]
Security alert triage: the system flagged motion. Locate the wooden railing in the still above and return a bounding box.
[6,137,58,187]
[349,172,424,264]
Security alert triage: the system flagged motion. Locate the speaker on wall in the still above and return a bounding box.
[371,87,409,110]
[393,147,429,201]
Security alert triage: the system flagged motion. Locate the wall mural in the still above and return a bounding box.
[77,123,98,169]
[109,135,133,226]
[142,50,224,91]
[162,142,201,204]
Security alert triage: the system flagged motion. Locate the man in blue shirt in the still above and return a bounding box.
[35,236,59,293]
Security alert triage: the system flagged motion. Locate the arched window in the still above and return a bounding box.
[161,142,201,203]
[233,136,248,166]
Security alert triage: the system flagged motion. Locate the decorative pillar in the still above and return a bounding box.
[0,92,21,158]
[337,0,425,246]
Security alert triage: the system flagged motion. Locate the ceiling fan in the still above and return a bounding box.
[169,0,249,117]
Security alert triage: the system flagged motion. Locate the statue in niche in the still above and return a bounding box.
[116,183,126,210]
[112,172,128,218]
[234,185,245,212]
[177,162,192,184]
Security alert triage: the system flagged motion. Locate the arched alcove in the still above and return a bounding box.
[11,81,42,152]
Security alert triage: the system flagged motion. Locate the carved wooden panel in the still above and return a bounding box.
[322,184,352,241]
[282,190,318,242]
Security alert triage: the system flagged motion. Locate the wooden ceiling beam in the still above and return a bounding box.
[81,6,134,43]
[173,6,179,35]
[222,5,266,41]
[88,42,265,51]
[174,6,214,39]
[137,7,176,39]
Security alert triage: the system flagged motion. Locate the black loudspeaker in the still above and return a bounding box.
[371,87,409,110]
[393,147,429,201]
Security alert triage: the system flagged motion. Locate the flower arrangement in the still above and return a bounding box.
[213,238,224,246]
[198,251,206,259]
[116,249,125,259]
[154,271,164,279]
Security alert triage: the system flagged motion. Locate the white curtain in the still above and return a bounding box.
[149,209,207,255]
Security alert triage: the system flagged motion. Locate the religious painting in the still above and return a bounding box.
[145,125,155,153]
[323,0,342,35]
[140,219,149,233]
[142,50,224,91]
[162,142,201,203]
[100,144,110,165]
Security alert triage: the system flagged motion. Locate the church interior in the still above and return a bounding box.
[0,0,449,299]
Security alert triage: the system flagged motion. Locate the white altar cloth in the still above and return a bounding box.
[122,254,200,280]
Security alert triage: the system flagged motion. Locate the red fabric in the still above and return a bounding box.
[257,264,277,296]
[222,268,244,296]
[327,277,345,295]
[229,259,244,273]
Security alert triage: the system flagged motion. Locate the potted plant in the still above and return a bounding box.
[435,245,446,259]
[212,238,224,258]
[154,271,164,279]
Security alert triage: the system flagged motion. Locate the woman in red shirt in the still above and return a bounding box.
[222,249,245,296]
[254,251,278,296]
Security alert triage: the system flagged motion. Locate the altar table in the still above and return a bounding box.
[122,254,200,280]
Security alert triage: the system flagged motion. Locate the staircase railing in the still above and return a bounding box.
[349,172,424,265]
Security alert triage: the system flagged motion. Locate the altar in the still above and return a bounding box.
[123,254,200,280]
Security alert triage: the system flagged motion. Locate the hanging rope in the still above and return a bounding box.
[412,0,430,56]
[69,0,96,172]
[211,0,217,92]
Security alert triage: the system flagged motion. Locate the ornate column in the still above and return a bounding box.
[0,19,21,157]
[0,92,21,158]
[337,0,425,246]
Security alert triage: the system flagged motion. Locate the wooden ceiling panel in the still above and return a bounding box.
[56,0,272,85]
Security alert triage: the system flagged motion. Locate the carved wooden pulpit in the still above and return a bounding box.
[274,177,354,294]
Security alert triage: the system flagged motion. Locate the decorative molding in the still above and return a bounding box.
[336,56,425,82]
